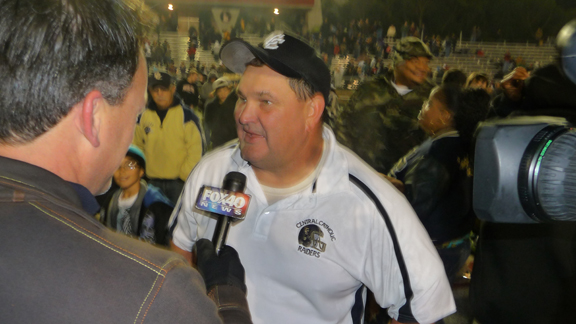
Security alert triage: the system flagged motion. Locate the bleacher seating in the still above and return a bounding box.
[158,31,557,84]
[330,41,556,82]
[155,32,265,77]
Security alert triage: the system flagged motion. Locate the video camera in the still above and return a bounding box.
[473,19,576,224]
[473,116,576,223]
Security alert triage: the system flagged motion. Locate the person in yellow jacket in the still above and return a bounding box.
[133,72,205,204]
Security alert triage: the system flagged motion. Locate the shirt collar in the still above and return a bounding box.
[433,130,459,140]
[231,126,351,207]
[391,81,413,96]
[67,182,100,216]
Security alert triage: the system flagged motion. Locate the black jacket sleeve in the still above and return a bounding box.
[403,154,451,223]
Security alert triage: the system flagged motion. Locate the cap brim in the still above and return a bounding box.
[148,76,171,88]
[220,39,301,78]
[148,82,170,88]
[220,40,256,74]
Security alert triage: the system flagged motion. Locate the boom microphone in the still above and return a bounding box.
[195,172,250,255]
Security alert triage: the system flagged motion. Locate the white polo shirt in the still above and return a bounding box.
[171,126,455,324]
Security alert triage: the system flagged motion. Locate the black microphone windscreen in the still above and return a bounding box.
[222,171,247,192]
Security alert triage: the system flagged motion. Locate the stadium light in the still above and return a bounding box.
[274,8,279,15]
[168,4,173,10]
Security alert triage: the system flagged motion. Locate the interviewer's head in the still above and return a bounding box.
[0,0,147,194]
[0,0,144,144]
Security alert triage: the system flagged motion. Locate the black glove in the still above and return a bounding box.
[194,239,247,294]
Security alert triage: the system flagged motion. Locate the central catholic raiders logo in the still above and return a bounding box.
[297,225,326,258]
[296,219,336,258]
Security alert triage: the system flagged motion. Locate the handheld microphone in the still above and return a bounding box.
[195,172,250,255]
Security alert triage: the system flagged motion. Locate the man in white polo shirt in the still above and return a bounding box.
[170,31,455,324]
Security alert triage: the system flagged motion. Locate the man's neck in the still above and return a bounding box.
[393,70,415,89]
[0,115,85,191]
[252,136,324,189]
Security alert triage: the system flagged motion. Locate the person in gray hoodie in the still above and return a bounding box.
[200,71,219,111]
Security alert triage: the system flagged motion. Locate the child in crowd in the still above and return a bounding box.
[96,145,174,246]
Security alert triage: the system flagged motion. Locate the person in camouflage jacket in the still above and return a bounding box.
[335,37,435,173]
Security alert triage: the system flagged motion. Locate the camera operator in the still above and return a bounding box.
[470,20,576,324]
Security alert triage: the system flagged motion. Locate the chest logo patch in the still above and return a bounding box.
[296,219,336,258]
[143,122,155,135]
[183,84,195,93]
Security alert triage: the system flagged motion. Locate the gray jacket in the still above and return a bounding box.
[0,156,250,323]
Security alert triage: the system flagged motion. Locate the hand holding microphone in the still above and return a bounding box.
[194,239,247,293]
[193,172,250,294]
[194,239,252,322]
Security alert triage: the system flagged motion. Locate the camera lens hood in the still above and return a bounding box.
[518,126,576,221]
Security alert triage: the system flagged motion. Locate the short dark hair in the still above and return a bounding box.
[0,0,144,145]
[441,69,467,88]
[434,85,490,149]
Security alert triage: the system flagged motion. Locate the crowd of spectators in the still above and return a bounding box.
[150,11,553,97]
[271,18,550,91]
[253,18,468,90]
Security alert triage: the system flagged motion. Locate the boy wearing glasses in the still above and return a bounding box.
[97,145,174,246]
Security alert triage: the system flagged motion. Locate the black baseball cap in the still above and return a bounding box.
[219,31,330,104]
[126,145,146,170]
[148,71,172,88]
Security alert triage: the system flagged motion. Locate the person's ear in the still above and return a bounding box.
[441,107,454,125]
[78,90,105,148]
[138,168,145,178]
[305,93,325,130]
